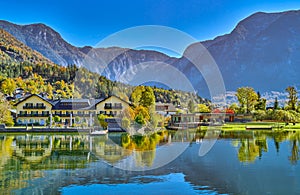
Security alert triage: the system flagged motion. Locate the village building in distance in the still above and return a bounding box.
[15,94,131,127]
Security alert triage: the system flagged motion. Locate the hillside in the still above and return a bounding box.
[0,28,54,65]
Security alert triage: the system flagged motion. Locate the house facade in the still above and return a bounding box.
[169,113,235,129]
[15,94,53,125]
[15,94,131,126]
[155,102,177,116]
[95,96,130,116]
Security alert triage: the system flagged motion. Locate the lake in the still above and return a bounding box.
[0,130,299,194]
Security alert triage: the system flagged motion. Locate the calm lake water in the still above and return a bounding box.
[0,130,300,194]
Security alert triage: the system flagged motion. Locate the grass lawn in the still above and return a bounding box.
[221,122,300,131]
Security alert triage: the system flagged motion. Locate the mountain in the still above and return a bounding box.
[0,20,173,68]
[185,10,300,93]
[1,10,300,98]
[0,20,85,66]
[0,28,55,65]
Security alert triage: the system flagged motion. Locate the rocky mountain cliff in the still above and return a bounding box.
[185,10,300,93]
[0,20,85,66]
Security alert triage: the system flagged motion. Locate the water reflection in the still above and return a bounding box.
[0,130,300,194]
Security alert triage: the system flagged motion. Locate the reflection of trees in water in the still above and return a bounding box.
[120,130,169,167]
[288,132,300,165]
[0,136,13,169]
[272,131,290,153]
[238,139,261,163]
[289,140,299,165]
[134,150,156,167]
[236,133,268,163]
[235,131,300,165]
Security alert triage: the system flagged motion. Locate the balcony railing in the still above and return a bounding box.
[23,105,46,109]
[18,114,49,117]
[104,105,123,109]
[52,113,92,117]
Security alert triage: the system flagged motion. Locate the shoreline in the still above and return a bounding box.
[1,122,300,133]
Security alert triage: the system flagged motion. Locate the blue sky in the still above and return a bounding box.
[1,0,300,48]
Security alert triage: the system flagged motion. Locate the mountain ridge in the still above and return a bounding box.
[1,10,300,98]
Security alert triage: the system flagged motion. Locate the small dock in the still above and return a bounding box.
[246,126,273,130]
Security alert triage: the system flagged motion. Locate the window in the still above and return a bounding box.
[42,111,49,116]
[55,111,61,115]
[36,103,45,108]
[25,103,33,107]
[31,111,38,116]
[114,103,122,109]
[19,111,27,116]
[105,103,112,109]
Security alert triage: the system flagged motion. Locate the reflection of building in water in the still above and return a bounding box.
[13,135,52,163]
[10,135,93,168]
[0,136,44,194]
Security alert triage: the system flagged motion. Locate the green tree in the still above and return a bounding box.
[131,86,145,106]
[134,105,150,123]
[53,115,61,123]
[229,103,239,114]
[255,98,266,110]
[131,86,155,108]
[1,78,16,96]
[131,86,155,126]
[188,100,195,113]
[236,87,258,113]
[286,86,298,110]
[98,114,108,129]
[274,97,279,110]
[135,113,146,125]
[0,95,14,126]
[46,83,53,99]
[253,110,266,121]
[140,86,155,108]
[198,104,211,113]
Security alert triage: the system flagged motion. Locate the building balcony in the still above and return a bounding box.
[18,114,49,117]
[52,113,92,117]
[104,105,123,109]
[23,105,46,109]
